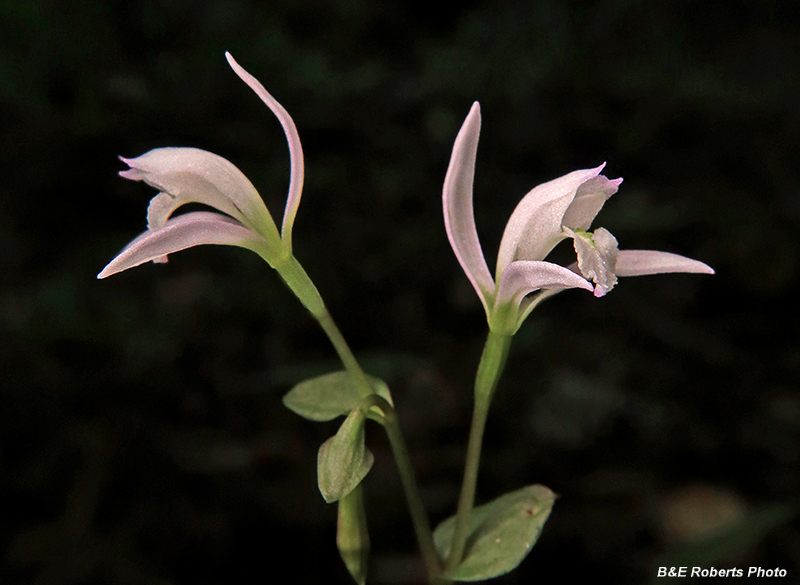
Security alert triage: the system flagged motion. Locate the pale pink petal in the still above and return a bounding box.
[495,260,593,309]
[615,250,715,277]
[97,212,270,279]
[226,52,304,250]
[495,164,606,278]
[512,261,582,330]
[120,147,281,247]
[561,176,622,230]
[443,102,494,312]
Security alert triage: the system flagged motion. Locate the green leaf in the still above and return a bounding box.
[318,408,374,503]
[283,371,393,422]
[434,485,555,581]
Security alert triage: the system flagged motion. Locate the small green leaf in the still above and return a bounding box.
[434,485,555,581]
[283,371,393,422]
[318,408,374,503]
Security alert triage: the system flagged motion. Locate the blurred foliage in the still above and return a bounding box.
[1,0,798,583]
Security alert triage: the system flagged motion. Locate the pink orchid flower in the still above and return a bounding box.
[443,103,713,334]
[98,53,303,279]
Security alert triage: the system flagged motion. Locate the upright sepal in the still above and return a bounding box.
[318,408,374,503]
[434,485,555,581]
[226,52,305,252]
[442,102,495,314]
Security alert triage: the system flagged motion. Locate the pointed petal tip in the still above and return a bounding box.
[615,250,715,278]
[465,101,481,124]
[118,156,139,179]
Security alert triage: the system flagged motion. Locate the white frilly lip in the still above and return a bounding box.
[97,212,269,279]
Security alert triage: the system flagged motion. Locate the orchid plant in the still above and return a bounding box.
[99,54,713,585]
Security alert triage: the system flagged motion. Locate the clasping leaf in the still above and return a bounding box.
[434,485,555,581]
[317,407,374,503]
[283,371,393,422]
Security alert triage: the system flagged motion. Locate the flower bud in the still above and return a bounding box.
[337,484,370,585]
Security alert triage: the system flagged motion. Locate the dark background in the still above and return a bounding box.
[2,1,798,583]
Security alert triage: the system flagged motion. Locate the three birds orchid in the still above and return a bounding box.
[443,102,714,334]
[98,53,303,279]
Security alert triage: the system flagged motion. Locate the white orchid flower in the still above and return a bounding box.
[98,52,304,279]
[443,102,714,334]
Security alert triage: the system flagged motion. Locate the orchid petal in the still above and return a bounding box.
[565,227,620,297]
[615,250,715,277]
[226,52,304,251]
[443,102,495,312]
[97,212,271,279]
[120,147,281,248]
[495,260,593,310]
[561,176,622,231]
[495,164,607,278]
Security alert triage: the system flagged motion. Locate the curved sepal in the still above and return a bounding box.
[226,52,305,251]
[97,211,271,278]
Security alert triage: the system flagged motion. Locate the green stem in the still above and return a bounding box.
[272,253,373,398]
[316,308,373,399]
[269,253,442,581]
[382,401,445,583]
[445,330,512,571]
